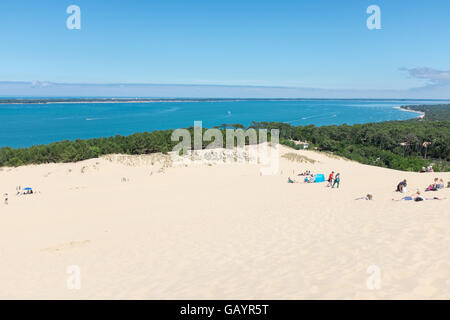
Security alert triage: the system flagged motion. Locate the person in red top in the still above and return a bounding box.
[327,171,334,187]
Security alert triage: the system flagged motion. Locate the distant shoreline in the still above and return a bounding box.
[0,98,447,105]
[395,106,425,119]
[0,98,212,105]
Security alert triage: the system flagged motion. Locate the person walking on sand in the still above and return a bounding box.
[332,173,340,188]
[327,171,334,187]
[4,193,8,205]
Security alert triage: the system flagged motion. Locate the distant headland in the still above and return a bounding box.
[0,97,446,105]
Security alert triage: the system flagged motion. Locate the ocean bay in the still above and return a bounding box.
[0,99,445,148]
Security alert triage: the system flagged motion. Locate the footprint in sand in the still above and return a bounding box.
[69,186,87,190]
[41,240,91,253]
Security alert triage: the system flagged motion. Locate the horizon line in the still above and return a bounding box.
[2,80,450,100]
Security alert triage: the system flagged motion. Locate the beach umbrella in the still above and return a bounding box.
[24,187,32,191]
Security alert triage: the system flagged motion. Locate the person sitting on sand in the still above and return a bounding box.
[332,173,340,188]
[437,179,444,189]
[396,179,407,193]
[425,178,439,191]
[420,167,426,173]
[22,188,34,195]
[355,194,373,200]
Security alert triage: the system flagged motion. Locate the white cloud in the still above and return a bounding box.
[401,67,450,85]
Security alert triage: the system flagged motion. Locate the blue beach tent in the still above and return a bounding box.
[314,174,325,183]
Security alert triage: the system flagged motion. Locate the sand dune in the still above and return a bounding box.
[0,145,449,299]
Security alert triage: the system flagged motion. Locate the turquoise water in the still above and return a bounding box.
[0,99,446,148]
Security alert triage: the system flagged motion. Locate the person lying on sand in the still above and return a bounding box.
[287,177,298,183]
[355,194,373,200]
[426,196,447,200]
[393,190,422,201]
[392,191,445,201]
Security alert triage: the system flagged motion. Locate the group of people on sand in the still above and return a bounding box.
[392,178,447,201]
[15,186,34,195]
[326,171,340,188]
[288,170,447,203]
[356,177,448,202]
[289,171,313,183]
[304,174,316,183]
[296,171,322,183]
[3,186,36,205]
[420,165,434,173]
[425,178,446,191]
[396,178,448,194]
[288,170,341,188]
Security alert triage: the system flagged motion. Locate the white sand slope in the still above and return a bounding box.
[0,145,449,299]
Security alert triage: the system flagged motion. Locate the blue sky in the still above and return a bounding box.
[1,0,449,98]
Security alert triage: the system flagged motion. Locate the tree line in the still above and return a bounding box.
[256,119,450,172]
[1,105,449,172]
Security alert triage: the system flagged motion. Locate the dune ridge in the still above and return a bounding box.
[0,145,449,299]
